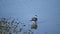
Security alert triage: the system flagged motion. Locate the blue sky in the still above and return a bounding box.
[0,0,60,34]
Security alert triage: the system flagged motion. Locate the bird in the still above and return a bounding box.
[30,15,38,23]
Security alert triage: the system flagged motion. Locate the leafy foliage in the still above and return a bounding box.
[0,16,38,34]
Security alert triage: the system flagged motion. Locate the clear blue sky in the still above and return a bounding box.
[0,0,60,34]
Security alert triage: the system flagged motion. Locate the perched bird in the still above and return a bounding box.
[31,17,37,21]
[30,15,38,22]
